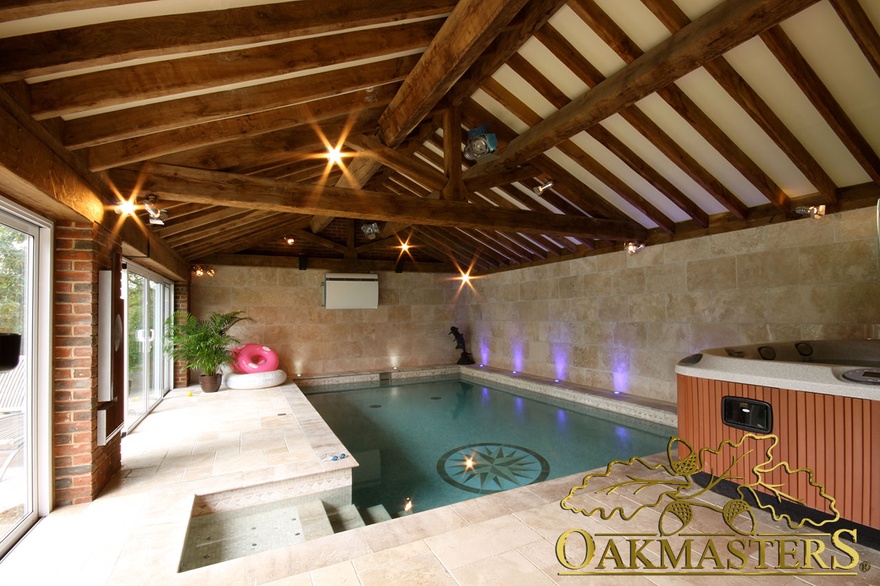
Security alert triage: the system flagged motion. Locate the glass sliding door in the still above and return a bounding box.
[0,202,49,559]
[124,263,172,431]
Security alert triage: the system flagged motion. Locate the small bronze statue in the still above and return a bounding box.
[449,326,475,365]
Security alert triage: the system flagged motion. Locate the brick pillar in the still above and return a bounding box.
[53,221,122,506]
[172,281,190,388]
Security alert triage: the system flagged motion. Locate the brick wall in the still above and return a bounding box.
[53,221,122,506]
[172,281,190,388]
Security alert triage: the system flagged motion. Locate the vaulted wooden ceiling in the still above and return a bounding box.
[1,0,878,279]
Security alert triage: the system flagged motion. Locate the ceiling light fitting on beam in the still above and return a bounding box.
[624,242,645,255]
[361,222,380,240]
[463,125,498,161]
[116,199,136,216]
[795,204,826,219]
[192,265,215,277]
[533,178,554,195]
[143,194,168,225]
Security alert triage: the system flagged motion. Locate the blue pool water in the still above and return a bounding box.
[306,376,674,516]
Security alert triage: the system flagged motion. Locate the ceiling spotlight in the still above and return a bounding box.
[117,199,136,216]
[624,242,645,255]
[192,265,215,277]
[143,194,168,226]
[795,204,826,219]
[361,221,380,240]
[283,234,296,246]
[463,125,498,161]
[533,178,554,195]
[326,145,343,166]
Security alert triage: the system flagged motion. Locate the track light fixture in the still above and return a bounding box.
[624,242,645,255]
[463,125,498,161]
[361,221,380,240]
[795,204,826,219]
[143,194,168,225]
[192,265,215,277]
[533,178,554,195]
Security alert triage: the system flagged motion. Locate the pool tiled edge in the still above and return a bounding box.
[296,365,677,428]
[460,366,677,428]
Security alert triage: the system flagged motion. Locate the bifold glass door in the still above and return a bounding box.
[0,204,48,559]
[124,264,172,431]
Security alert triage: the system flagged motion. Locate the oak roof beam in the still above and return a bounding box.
[63,54,421,149]
[0,0,455,82]
[34,22,434,121]
[570,0,788,212]
[467,0,821,179]
[641,0,838,205]
[345,134,447,192]
[533,24,749,219]
[109,163,648,241]
[761,26,880,187]
[482,72,677,234]
[378,0,530,147]
[829,0,880,80]
[86,85,398,171]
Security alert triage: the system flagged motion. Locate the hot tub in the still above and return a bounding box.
[675,339,880,532]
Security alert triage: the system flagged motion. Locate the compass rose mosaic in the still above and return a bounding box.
[436,443,550,494]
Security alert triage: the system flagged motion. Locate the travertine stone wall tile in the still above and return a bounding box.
[736,249,799,288]
[687,256,737,291]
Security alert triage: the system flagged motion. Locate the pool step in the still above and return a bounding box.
[299,500,335,540]
[360,504,393,525]
[326,503,367,533]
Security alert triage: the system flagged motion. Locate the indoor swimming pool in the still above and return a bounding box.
[305,375,674,516]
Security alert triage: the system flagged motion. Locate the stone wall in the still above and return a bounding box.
[463,207,880,404]
[190,268,467,379]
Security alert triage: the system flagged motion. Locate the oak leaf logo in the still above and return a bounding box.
[560,433,840,536]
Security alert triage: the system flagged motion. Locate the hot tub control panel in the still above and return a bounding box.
[841,368,880,384]
[721,396,773,433]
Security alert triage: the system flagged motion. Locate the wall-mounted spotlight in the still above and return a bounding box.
[624,242,645,255]
[463,125,498,161]
[283,234,296,246]
[192,265,215,277]
[361,221,380,240]
[533,178,554,195]
[795,204,826,219]
[143,194,168,225]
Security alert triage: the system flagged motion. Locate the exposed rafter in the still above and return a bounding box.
[109,163,648,241]
[468,0,821,177]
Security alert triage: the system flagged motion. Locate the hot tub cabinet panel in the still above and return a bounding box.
[677,374,880,531]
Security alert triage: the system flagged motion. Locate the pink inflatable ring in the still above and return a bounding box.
[232,344,279,373]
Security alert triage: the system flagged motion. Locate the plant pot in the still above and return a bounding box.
[199,373,222,393]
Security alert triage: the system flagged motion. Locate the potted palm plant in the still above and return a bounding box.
[163,310,250,392]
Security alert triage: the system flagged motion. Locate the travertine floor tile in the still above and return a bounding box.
[352,540,456,586]
[452,548,555,585]
[425,514,543,570]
